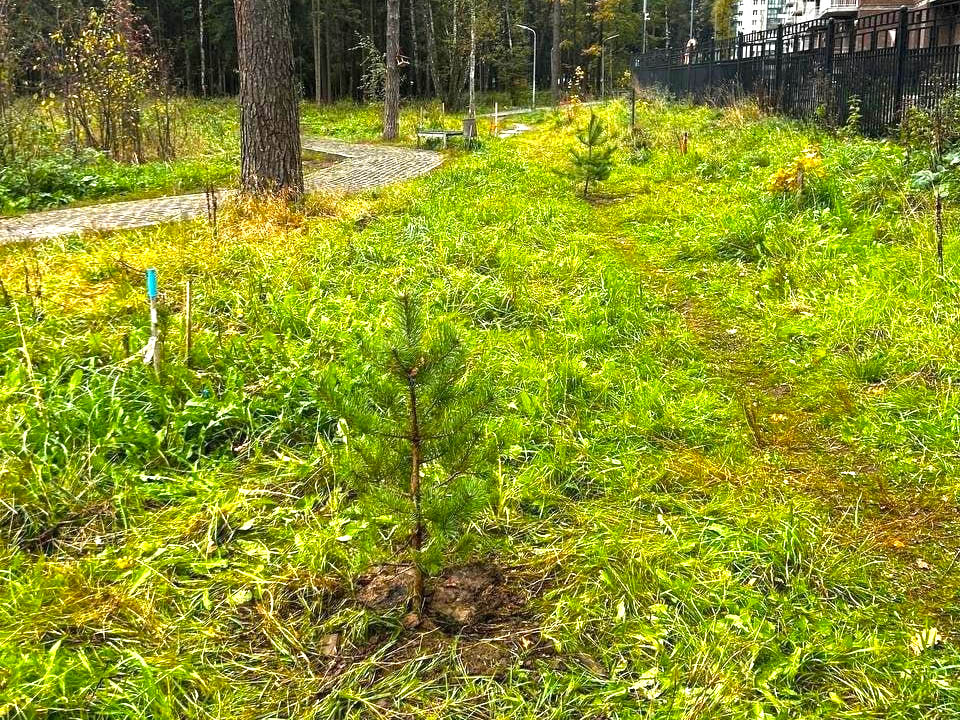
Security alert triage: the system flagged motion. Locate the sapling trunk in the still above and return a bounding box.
[936,191,945,275]
[406,367,425,612]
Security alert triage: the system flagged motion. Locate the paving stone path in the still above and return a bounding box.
[0,138,443,245]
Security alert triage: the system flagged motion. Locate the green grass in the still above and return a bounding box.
[0,96,549,214]
[0,98,958,718]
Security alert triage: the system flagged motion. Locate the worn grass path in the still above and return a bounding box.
[0,138,443,244]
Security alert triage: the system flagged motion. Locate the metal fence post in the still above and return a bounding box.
[825,18,836,75]
[736,32,744,92]
[666,47,674,96]
[775,24,785,110]
[707,39,715,92]
[894,5,910,117]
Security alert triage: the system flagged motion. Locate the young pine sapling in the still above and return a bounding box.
[909,108,958,275]
[324,294,492,614]
[570,111,616,199]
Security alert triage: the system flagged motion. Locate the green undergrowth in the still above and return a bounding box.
[0,97,546,214]
[0,99,958,718]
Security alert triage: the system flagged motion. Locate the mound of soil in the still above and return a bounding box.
[356,562,525,629]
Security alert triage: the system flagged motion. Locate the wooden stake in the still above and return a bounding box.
[184,279,193,366]
[12,301,33,382]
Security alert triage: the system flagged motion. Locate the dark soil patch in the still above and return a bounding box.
[356,562,526,629]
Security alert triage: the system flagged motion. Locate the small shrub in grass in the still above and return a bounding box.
[570,111,616,198]
[322,294,493,614]
[768,147,826,194]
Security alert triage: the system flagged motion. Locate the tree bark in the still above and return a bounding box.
[551,0,562,103]
[235,0,303,196]
[383,0,400,139]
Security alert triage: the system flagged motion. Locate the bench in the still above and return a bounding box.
[416,129,463,148]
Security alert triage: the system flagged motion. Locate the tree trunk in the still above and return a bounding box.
[407,373,425,613]
[468,0,475,116]
[383,0,400,139]
[235,0,303,196]
[408,0,420,96]
[424,0,439,96]
[324,0,332,102]
[312,0,322,102]
[551,0,561,103]
[198,0,207,97]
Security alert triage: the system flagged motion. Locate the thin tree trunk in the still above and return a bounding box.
[425,0,439,98]
[325,0,332,102]
[407,373,425,612]
[551,0,561,103]
[408,0,420,95]
[468,0,476,116]
[312,0,322,102]
[235,0,303,196]
[198,0,207,96]
[383,0,400,139]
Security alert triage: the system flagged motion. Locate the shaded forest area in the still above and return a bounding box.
[3,0,712,107]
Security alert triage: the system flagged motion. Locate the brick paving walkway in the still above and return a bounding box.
[0,138,443,244]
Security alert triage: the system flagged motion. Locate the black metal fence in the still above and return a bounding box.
[632,1,960,135]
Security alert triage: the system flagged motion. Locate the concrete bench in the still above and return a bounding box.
[416,129,464,148]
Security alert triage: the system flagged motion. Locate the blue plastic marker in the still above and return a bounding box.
[146,268,158,300]
[144,269,159,366]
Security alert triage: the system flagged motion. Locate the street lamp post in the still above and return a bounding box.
[602,34,619,99]
[516,24,537,109]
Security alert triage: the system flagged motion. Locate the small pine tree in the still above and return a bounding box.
[570,111,616,198]
[323,294,492,613]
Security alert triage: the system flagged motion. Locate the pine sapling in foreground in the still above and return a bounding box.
[570,111,616,198]
[323,294,492,615]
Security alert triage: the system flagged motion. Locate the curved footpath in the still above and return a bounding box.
[0,138,443,245]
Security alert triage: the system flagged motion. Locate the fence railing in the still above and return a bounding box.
[632,0,960,135]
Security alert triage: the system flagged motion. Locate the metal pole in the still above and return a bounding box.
[516,24,537,109]
[603,34,620,100]
[690,0,695,41]
[643,0,648,53]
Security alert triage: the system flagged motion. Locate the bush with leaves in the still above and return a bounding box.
[570,111,616,198]
[49,0,171,163]
[322,294,493,612]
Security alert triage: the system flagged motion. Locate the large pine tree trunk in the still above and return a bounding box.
[235,0,303,196]
[383,0,400,139]
[551,0,561,103]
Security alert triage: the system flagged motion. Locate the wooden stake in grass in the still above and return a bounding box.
[205,185,219,241]
[12,300,33,382]
[184,279,193,366]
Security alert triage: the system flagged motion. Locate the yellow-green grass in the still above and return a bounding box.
[0,98,958,719]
